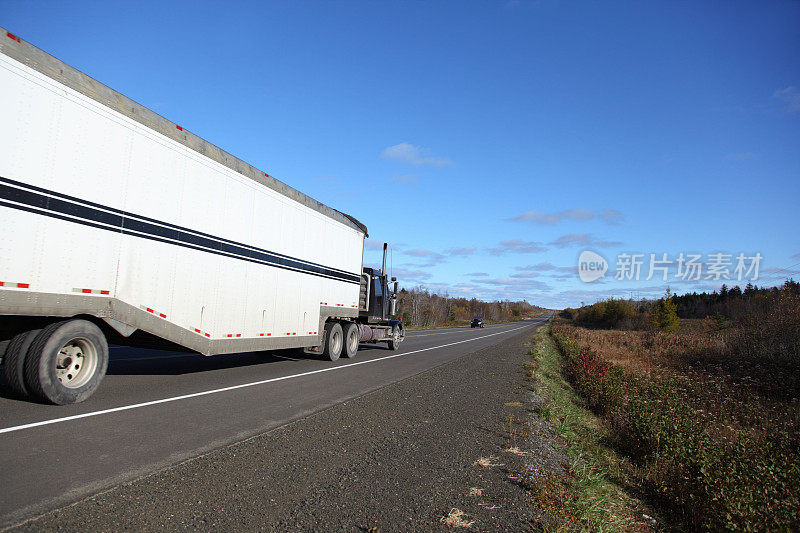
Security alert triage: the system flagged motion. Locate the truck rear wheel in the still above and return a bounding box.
[322,321,343,361]
[387,324,403,351]
[342,322,359,359]
[3,329,41,398]
[24,319,109,405]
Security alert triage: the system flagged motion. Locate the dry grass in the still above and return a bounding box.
[503,446,528,456]
[478,503,501,510]
[467,487,483,497]
[473,456,504,468]
[504,401,524,407]
[557,319,715,374]
[441,508,475,528]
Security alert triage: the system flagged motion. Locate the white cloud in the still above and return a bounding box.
[398,245,476,266]
[381,142,454,167]
[549,233,622,248]
[774,86,800,113]
[391,268,432,281]
[516,262,575,273]
[760,267,800,279]
[536,286,667,309]
[445,247,476,256]
[466,272,489,277]
[598,209,624,225]
[508,208,624,225]
[401,248,446,267]
[364,238,385,251]
[511,272,540,278]
[488,239,547,255]
[404,248,444,259]
[472,276,551,291]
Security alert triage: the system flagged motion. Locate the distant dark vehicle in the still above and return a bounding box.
[471,318,484,328]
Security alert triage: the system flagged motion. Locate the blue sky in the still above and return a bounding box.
[4,1,799,308]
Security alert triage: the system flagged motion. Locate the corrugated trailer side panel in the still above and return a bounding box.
[0,39,363,355]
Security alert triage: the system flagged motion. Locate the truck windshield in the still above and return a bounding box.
[374,278,382,297]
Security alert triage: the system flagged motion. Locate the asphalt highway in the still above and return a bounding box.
[0,315,550,527]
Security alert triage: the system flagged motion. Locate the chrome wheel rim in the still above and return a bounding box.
[346,328,358,353]
[331,330,342,355]
[55,337,98,389]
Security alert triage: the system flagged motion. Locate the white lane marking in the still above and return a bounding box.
[0,323,539,435]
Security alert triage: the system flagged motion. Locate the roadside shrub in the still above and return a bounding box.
[575,298,636,329]
[616,373,800,530]
[731,290,800,360]
[558,308,576,320]
[617,312,650,330]
[650,297,680,332]
[550,320,800,531]
[566,346,626,417]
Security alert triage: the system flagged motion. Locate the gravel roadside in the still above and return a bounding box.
[10,322,563,532]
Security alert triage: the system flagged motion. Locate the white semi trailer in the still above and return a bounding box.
[0,28,404,405]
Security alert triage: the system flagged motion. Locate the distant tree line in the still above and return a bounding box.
[560,279,800,332]
[395,287,545,328]
[671,279,799,319]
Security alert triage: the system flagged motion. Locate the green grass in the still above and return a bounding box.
[527,326,650,531]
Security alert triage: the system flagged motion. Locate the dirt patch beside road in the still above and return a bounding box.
[11,324,563,532]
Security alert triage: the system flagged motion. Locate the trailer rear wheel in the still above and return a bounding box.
[2,329,41,399]
[24,319,109,405]
[342,322,359,359]
[322,321,343,361]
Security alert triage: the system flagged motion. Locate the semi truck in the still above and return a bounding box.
[0,27,404,405]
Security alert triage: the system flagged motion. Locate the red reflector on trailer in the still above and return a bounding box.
[159,313,166,318]
[6,32,20,43]
[1,282,31,288]
[82,288,92,293]
[205,333,210,337]
[176,125,183,131]
[100,290,110,295]
[195,328,201,333]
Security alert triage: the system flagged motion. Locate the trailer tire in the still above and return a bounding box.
[24,319,109,405]
[322,321,343,361]
[387,324,403,351]
[3,329,41,399]
[342,322,359,359]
